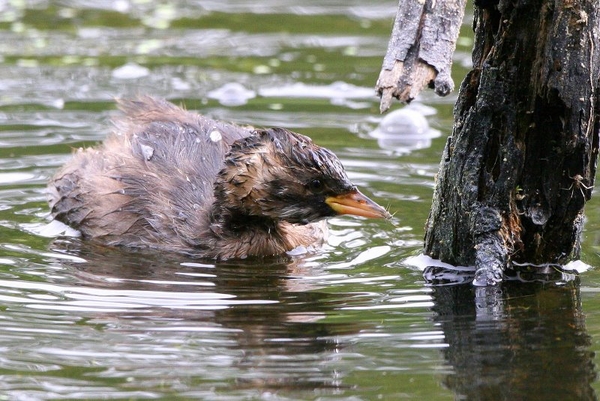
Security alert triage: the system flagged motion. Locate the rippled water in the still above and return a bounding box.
[2,1,600,400]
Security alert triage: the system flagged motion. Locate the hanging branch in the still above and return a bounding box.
[376,0,467,113]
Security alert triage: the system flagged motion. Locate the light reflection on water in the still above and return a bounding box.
[0,0,599,399]
[0,237,441,398]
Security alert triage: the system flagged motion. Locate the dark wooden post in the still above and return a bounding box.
[378,1,600,285]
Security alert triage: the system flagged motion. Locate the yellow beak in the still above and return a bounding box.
[325,190,391,219]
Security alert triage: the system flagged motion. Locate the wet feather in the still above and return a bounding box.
[48,96,387,259]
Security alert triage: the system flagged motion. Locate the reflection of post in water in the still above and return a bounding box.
[431,282,596,401]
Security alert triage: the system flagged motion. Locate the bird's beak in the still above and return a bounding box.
[326,190,391,219]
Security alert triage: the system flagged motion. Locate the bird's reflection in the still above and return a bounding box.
[431,280,597,401]
[49,238,367,393]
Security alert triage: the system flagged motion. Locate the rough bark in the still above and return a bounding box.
[376,0,466,112]
[423,1,600,285]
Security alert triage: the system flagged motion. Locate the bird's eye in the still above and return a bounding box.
[307,179,324,193]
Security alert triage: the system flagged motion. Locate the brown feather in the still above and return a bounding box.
[48,96,352,259]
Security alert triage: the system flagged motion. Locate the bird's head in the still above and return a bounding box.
[214,128,390,225]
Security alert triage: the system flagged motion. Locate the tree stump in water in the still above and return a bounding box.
[427,1,600,285]
[378,1,600,285]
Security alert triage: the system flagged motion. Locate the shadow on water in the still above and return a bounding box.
[49,238,370,394]
[431,280,597,401]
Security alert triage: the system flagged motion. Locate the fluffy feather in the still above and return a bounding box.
[48,96,387,259]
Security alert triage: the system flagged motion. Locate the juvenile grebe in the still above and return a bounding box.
[48,96,390,259]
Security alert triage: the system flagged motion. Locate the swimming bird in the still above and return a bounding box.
[48,96,390,259]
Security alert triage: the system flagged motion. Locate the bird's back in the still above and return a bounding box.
[48,96,252,251]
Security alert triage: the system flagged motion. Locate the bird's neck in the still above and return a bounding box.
[204,205,325,259]
[220,210,279,235]
[205,204,288,258]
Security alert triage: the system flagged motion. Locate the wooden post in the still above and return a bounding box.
[427,1,600,285]
[378,1,600,285]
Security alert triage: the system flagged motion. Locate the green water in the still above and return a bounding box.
[0,1,599,400]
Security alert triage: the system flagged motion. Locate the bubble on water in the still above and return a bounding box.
[112,63,150,79]
[207,82,256,106]
[368,105,441,155]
